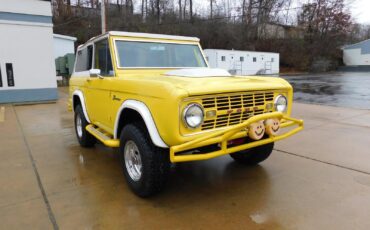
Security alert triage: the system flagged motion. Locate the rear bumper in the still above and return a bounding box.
[169,112,303,163]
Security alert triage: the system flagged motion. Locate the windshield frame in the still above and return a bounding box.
[113,38,209,69]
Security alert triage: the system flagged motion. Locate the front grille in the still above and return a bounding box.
[200,91,274,130]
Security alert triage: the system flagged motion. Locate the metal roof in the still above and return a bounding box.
[343,39,370,54]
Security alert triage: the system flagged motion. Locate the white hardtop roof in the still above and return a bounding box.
[204,49,279,55]
[84,31,199,44]
[109,31,200,42]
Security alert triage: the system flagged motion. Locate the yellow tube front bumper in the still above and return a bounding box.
[170,112,304,163]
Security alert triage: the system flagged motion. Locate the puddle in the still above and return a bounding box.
[282,72,370,109]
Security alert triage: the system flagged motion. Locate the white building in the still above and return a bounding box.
[204,49,279,75]
[343,39,370,66]
[0,0,57,104]
[53,34,77,59]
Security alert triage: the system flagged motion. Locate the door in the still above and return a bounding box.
[84,39,115,133]
[229,53,236,74]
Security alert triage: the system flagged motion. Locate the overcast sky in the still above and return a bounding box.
[350,0,370,24]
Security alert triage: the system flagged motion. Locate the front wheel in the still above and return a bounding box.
[230,142,274,165]
[119,123,170,197]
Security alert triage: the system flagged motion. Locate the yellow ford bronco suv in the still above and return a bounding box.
[69,31,303,197]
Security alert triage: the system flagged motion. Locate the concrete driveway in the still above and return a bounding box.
[1,87,370,229]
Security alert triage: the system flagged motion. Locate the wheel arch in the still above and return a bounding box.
[72,90,91,123]
[114,100,168,148]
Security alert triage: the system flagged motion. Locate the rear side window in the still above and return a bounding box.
[94,39,113,75]
[75,45,93,72]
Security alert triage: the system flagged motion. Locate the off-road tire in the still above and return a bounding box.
[230,142,274,165]
[74,105,96,147]
[119,123,170,197]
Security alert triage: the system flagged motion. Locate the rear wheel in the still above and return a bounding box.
[74,105,96,147]
[230,141,274,165]
[119,123,170,197]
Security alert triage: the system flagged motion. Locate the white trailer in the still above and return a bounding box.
[204,49,279,75]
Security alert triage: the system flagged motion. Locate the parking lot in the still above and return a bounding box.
[1,86,370,229]
[283,72,370,109]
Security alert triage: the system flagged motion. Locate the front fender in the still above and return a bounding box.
[114,100,168,148]
[72,90,91,123]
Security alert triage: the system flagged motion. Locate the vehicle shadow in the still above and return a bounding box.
[151,157,271,205]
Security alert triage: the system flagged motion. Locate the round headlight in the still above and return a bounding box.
[183,103,204,128]
[274,95,287,112]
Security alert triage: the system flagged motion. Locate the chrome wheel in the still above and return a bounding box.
[76,114,83,138]
[124,140,142,181]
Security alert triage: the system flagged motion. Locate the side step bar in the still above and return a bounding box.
[85,125,120,147]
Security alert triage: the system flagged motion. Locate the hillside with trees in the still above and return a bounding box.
[52,0,370,71]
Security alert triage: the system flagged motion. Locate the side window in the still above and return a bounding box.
[94,39,113,76]
[75,45,93,72]
[221,56,226,61]
[253,57,257,62]
[271,58,274,62]
[240,56,244,62]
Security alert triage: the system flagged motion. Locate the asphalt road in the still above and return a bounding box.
[282,72,370,109]
[1,87,370,229]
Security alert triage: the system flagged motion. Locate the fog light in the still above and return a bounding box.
[264,118,280,136]
[248,121,265,140]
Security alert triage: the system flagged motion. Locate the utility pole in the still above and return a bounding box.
[101,0,106,34]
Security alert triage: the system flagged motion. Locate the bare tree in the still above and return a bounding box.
[125,0,134,16]
[189,0,193,22]
[156,0,160,24]
[141,0,146,21]
[210,0,214,19]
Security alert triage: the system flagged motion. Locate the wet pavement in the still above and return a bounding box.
[1,87,370,229]
[282,72,370,109]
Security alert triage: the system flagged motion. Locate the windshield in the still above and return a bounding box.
[115,40,207,68]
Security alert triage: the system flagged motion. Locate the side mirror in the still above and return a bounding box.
[89,69,101,77]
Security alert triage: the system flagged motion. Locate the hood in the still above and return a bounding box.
[165,68,231,77]
[161,68,290,95]
[117,68,291,97]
